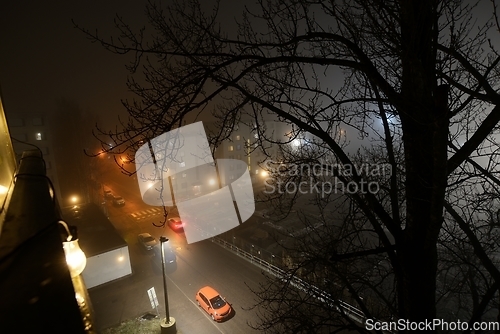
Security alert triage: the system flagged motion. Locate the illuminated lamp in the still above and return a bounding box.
[59,221,86,277]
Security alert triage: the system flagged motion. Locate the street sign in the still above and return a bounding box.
[147,287,159,309]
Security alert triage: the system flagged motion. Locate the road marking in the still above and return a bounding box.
[129,209,164,221]
[164,273,224,333]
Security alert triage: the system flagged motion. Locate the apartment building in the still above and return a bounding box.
[4,112,62,203]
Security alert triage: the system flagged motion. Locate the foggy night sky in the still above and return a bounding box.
[0,1,246,132]
[0,1,152,129]
[0,1,495,138]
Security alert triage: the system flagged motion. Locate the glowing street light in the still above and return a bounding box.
[292,138,301,147]
[70,195,79,204]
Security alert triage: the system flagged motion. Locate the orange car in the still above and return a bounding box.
[195,286,232,321]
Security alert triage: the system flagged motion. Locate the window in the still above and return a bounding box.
[9,118,24,127]
[235,135,240,141]
[200,293,209,305]
[236,144,241,150]
[35,132,43,141]
[228,145,234,151]
[32,117,43,126]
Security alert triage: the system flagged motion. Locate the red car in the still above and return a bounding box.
[167,217,184,232]
[195,286,232,321]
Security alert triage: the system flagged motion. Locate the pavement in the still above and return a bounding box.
[88,271,225,334]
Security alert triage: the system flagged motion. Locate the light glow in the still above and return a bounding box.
[63,239,87,277]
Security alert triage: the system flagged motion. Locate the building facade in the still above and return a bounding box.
[3,111,62,203]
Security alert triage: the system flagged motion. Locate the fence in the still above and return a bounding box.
[210,236,366,324]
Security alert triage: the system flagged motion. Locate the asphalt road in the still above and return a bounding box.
[88,161,265,333]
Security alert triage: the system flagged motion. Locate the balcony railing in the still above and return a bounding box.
[0,149,95,333]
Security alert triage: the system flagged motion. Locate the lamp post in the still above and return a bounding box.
[159,236,176,334]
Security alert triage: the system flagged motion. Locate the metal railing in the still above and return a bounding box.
[211,236,366,324]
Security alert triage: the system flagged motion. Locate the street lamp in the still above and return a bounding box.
[159,236,176,334]
[70,195,79,207]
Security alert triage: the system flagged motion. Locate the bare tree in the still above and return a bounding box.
[75,0,500,332]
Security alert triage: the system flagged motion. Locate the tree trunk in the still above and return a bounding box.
[397,0,449,330]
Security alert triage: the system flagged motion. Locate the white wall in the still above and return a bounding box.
[82,246,132,289]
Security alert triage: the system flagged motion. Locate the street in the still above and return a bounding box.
[88,163,265,333]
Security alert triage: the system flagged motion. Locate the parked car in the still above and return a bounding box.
[67,205,82,220]
[137,233,158,251]
[104,189,113,199]
[167,216,184,232]
[113,195,125,206]
[195,286,232,322]
[152,242,176,265]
